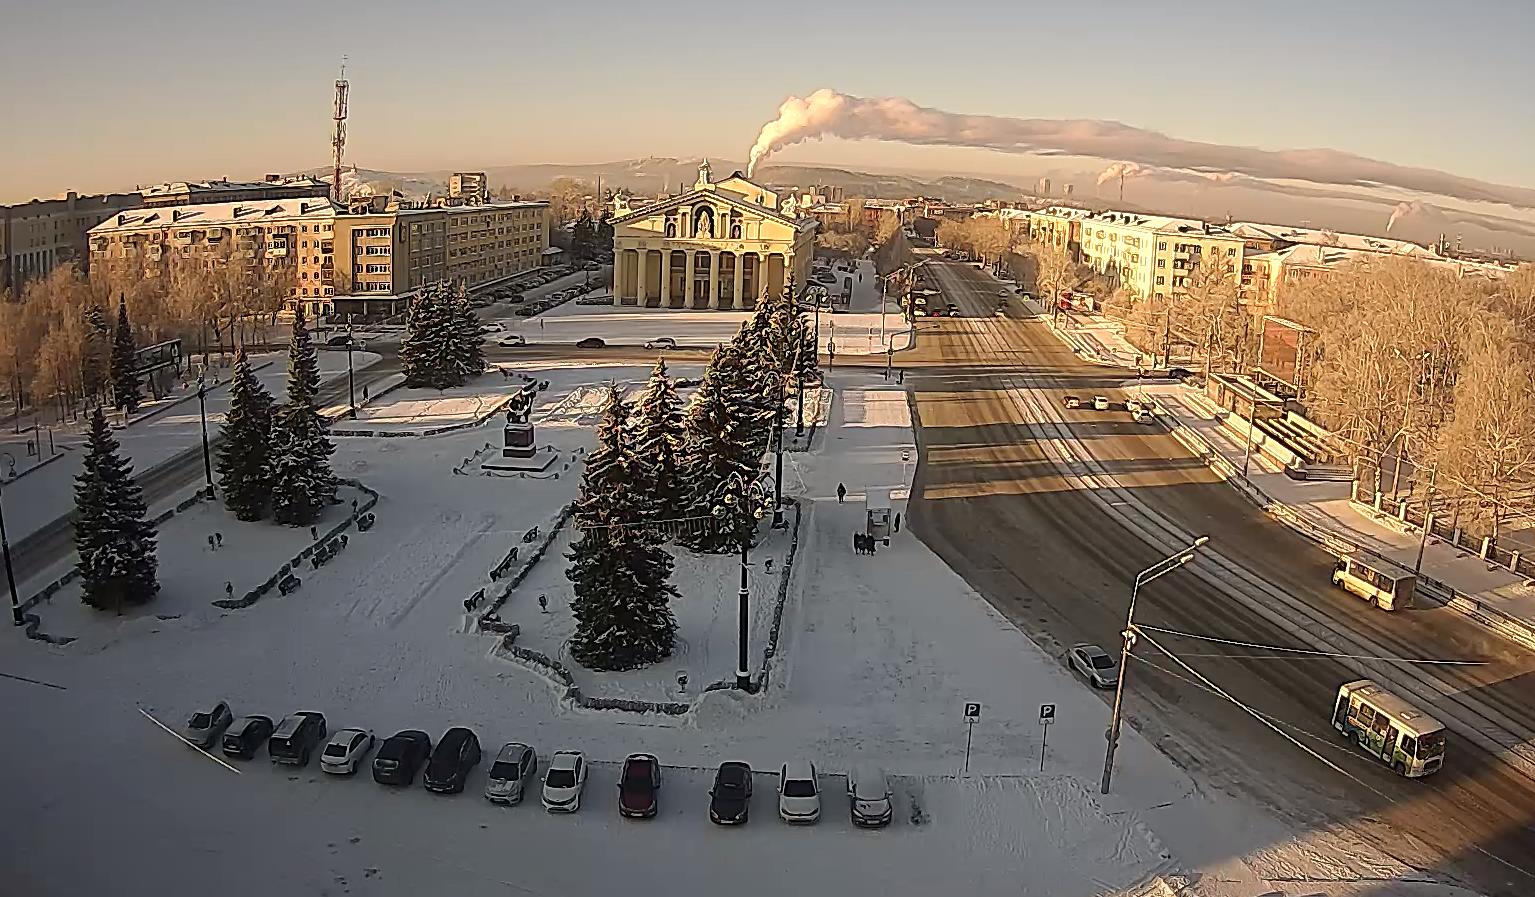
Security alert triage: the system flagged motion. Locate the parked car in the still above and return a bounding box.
[848,766,893,828]
[514,306,537,317]
[777,760,821,824]
[423,727,482,794]
[618,753,661,819]
[1092,395,1110,411]
[1069,643,1119,689]
[481,322,506,333]
[709,761,753,825]
[495,334,526,348]
[946,303,959,315]
[542,750,588,813]
[644,337,677,350]
[485,742,538,805]
[325,334,357,348]
[372,730,432,786]
[268,711,328,766]
[320,728,375,775]
[815,272,836,284]
[1167,367,1193,380]
[1125,398,1142,414]
[576,337,606,349]
[183,701,234,748]
[220,714,273,759]
[993,306,1007,317]
[1063,395,1082,409]
[1132,408,1156,425]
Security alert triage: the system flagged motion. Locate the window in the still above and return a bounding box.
[1156,259,1165,269]
[1158,241,1167,250]
[1156,276,1165,286]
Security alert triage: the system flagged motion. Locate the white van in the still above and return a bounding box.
[1331,557,1416,610]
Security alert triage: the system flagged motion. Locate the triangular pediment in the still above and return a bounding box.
[613,187,810,231]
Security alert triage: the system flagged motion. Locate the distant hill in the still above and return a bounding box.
[303,158,1026,203]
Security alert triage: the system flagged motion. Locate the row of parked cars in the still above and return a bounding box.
[183,705,895,827]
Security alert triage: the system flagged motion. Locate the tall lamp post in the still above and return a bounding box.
[346,316,358,419]
[710,470,775,692]
[1101,535,1210,794]
[2,453,21,626]
[196,375,215,499]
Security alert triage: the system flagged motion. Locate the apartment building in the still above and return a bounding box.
[1028,207,1245,300]
[139,176,330,208]
[2,190,145,294]
[448,172,489,202]
[88,197,339,317]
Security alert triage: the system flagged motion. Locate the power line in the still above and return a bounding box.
[1135,624,1487,666]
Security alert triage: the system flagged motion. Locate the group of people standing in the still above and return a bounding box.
[854,532,879,555]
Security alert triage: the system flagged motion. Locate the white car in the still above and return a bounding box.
[481,321,507,333]
[1125,398,1141,414]
[541,750,587,813]
[495,334,526,347]
[644,337,677,350]
[319,728,374,775]
[1092,395,1110,411]
[778,760,821,824]
[1068,643,1119,689]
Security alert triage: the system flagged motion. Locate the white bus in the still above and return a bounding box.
[1331,679,1446,777]
[1331,556,1416,611]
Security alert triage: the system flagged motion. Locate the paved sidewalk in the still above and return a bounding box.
[1023,295,1535,645]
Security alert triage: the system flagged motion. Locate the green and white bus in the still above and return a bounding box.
[1332,679,1446,777]
[1331,556,1416,611]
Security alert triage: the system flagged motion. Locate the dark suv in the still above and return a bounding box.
[221,715,274,760]
[373,730,433,786]
[708,761,752,825]
[423,727,482,794]
[268,712,327,767]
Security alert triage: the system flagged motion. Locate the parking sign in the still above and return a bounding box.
[1040,703,1056,723]
[963,701,982,722]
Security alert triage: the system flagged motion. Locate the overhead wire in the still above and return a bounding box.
[1134,624,1488,666]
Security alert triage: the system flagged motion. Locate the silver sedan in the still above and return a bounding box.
[1068,643,1119,689]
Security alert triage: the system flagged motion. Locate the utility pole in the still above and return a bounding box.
[197,376,215,498]
[346,316,357,418]
[1415,466,1438,576]
[1,458,20,626]
[1101,536,1209,794]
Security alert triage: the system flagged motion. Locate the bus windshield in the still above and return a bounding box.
[1417,731,1446,758]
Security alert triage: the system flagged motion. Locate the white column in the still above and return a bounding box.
[732,253,744,310]
[684,251,696,307]
[660,250,673,306]
[635,248,648,306]
[708,251,721,310]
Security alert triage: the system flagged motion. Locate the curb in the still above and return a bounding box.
[1161,412,1535,653]
[2,446,71,483]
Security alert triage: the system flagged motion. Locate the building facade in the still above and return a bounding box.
[610,162,816,309]
[2,190,144,294]
[138,176,330,208]
[448,172,489,202]
[1029,207,1245,301]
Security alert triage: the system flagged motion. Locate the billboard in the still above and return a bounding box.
[1256,317,1313,395]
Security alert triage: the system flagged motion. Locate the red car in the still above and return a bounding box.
[618,753,661,818]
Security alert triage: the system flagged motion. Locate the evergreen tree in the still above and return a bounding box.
[400,281,483,389]
[269,308,336,525]
[595,212,615,251]
[725,314,781,458]
[677,344,763,553]
[74,406,159,612]
[110,297,142,413]
[217,352,275,521]
[566,386,679,670]
[627,359,685,526]
[450,287,486,382]
[80,305,112,404]
[572,210,596,261]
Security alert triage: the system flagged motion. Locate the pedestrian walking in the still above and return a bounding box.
[898,368,906,384]
[894,512,902,533]
[853,532,861,554]
[837,483,847,504]
[207,534,217,551]
[868,536,877,555]
[214,532,224,548]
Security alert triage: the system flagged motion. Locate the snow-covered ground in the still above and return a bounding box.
[333,368,531,435]
[4,349,380,545]
[0,360,1484,897]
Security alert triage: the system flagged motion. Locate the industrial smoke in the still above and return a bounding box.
[745,88,1535,212]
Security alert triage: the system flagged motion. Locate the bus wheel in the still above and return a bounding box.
[1392,760,1406,776]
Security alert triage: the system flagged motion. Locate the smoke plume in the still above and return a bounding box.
[746,89,1535,211]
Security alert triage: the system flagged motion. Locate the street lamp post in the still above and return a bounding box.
[346,316,357,419]
[1,455,21,626]
[1100,535,1210,794]
[773,376,786,529]
[1414,466,1438,576]
[711,471,775,692]
[196,376,215,499]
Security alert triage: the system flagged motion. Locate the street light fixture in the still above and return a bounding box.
[709,470,776,692]
[1100,535,1210,794]
[1,453,21,626]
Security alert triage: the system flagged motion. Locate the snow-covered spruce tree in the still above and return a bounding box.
[269,308,337,525]
[81,305,112,406]
[449,288,486,382]
[725,315,781,459]
[74,406,159,612]
[566,386,679,670]
[677,343,763,553]
[627,359,685,527]
[399,282,455,389]
[110,297,143,413]
[216,351,275,520]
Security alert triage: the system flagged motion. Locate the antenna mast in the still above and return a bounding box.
[331,59,349,204]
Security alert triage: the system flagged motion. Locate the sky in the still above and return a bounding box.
[2,0,1532,203]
